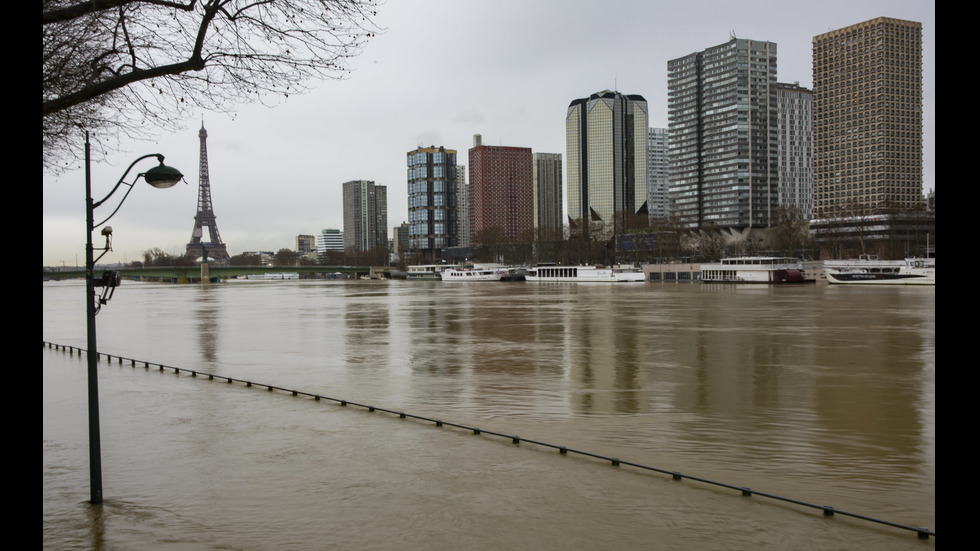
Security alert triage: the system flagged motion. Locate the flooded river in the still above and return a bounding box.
[43,279,935,550]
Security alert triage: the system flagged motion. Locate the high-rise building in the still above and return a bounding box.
[296,235,316,257]
[316,228,343,256]
[646,128,670,221]
[342,179,388,253]
[456,164,470,248]
[393,222,409,258]
[468,134,533,246]
[566,90,649,234]
[812,17,923,218]
[667,37,778,231]
[407,145,458,260]
[776,82,814,220]
[532,152,563,236]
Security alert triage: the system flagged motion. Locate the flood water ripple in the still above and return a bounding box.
[43,279,935,550]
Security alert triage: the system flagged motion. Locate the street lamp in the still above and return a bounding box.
[84,132,183,505]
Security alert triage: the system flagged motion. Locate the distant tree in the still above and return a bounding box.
[143,247,194,266]
[840,199,875,256]
[566,215,609,265]
[43,0,381,173]
[695,226,728,262]
[533,224,567,265]
[880,202,934,259]
[142,247,168,265]
[769,206,813,258]
[472,227,507,263]
[649,215,685,262]
[229,252,261,265]
[321,250,345,265]
[510,227,536,265]
[273,248,297,266]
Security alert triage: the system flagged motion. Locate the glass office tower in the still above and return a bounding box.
[565,90,649,234]
[406,145,458,260]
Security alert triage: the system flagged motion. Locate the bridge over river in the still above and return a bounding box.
[43,265,392,283]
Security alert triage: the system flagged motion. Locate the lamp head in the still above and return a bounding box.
[142,161,184,189]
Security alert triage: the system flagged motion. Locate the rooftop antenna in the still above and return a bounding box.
[730,29,736,39]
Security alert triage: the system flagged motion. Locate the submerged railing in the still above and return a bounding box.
[43,340,935,540]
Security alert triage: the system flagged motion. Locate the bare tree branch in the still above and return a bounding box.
[43,0,382,173]
[43,0,197,25]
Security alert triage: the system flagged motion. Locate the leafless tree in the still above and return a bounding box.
[472,226,507,263]
[532,224,565,265]
[273,248,298,266]
[43,0,382,173]
[768,206,814,258]
[648,215,685,262]
[694,226,727,262]
[229,251,261,265]
[143,246,195,265]
[880,202,934,259]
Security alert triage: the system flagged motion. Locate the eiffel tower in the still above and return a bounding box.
[186,123,230,263]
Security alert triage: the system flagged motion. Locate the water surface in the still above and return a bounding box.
[43,279,935,550]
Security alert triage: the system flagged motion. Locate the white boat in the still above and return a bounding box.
[245,272,300,280]
[525,264,645,283]
[824,255,935,285]
[441,262,509,281]
[699,257,808,284]
[406,264,447,280]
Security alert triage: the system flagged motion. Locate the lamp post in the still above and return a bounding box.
[84,132,183,505]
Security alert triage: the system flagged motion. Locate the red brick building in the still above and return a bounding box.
[468,134,533,246]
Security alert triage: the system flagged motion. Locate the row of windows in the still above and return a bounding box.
[408,223,450,237]
[408,237,449,250]
[407,180,453,195]
[407,150,457,167]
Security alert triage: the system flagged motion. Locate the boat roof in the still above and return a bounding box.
[718,257,800,264]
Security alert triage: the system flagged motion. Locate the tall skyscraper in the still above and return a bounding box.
[407,145,458,260]
[456,164,470,248]
[667,37,778,232]
[566,90,649,234]
[646,128,670,221]
[342,179,387,253]
[468,134,533,246]
[776,82,814,220]
[812,17,923,218]
[532,152,563,236]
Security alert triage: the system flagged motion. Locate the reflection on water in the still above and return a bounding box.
[195,285,220,364]
[43,279,934,550]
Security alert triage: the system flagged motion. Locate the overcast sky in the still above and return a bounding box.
[42,0,935,267]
